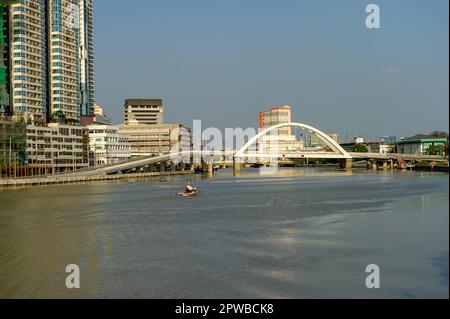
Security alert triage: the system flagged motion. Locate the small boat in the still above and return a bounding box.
[178,190,198,197]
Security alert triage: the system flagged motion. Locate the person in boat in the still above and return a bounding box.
[184,183,197,193]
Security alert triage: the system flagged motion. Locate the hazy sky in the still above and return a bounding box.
[94,0,448,140]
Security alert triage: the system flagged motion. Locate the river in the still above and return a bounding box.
[0,168,448,298]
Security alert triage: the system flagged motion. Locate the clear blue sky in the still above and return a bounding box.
[94,0,448,140]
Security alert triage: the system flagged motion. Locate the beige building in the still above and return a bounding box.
[118,124,191,158]
[26,123,88,172]
[258,105,304,154]
[124,99,164,125]
[87,125,130,166]
[261,134,305,154]
[259,106,292,136]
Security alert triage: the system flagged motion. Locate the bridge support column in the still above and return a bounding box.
[233,157,241,175]
[200,161,214,175]
[340,158,352,170]
[371,160,378,171]
[160,161,166,172]
[208,161,213,174]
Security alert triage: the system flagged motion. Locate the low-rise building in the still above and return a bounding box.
[87,125,131,166]
[118,124,191,157]
[398,137,447,155]
[261,134,305,154]
[380,136,397,144]
[368,142,396,154]
[26,124,88,172]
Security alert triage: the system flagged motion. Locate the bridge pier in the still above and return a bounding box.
[201,161,214,175]
[389,160,395,170]
[160,161,166,172]
[340,158,352,170]
[233,157,241,175]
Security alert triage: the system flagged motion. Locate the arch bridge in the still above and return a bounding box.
[61,122,444,176]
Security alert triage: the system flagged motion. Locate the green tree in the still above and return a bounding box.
[50,110,67,124]
[427,144,445,156]
[352,143,368,153]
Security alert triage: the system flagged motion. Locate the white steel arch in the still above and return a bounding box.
[235,122,351,159]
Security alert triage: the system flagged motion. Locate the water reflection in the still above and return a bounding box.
[0,168,448,298]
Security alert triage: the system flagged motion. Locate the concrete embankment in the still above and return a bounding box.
[0,170,193,189]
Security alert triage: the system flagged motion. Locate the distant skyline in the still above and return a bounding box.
[94,0,449,140]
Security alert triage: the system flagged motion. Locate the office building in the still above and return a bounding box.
[25,122,88,172]
[124,99,164,125]
[118,123,191,158]
[87,124,130,166]
[259,106,292,136]
[258,105,305,154]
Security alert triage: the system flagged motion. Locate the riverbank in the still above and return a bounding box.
[413,165,449,173]
[0,170,194,189]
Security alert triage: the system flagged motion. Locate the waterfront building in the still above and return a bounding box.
[118,123,191,158]
[398,137,447,155]
[1,0,95,125]
[0,115,26,166]
[368,142,396,154]
[8,0,48,124]
[25,123,88,172]
[124,99,164,125]
[87,125,130,166]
